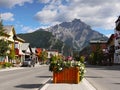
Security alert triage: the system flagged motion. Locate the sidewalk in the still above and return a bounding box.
[0,66,24,72]
[40,78,96,90]
[0,63,42,72]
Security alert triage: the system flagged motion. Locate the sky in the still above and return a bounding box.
[0,0,120,37]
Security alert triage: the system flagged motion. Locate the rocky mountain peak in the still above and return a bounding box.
[72,18,81,23]
[47,18,108,50]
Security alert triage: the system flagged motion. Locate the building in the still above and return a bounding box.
[0,25,27,64]
[89,39,108,65]
[14,36,25,63]
[90,39,107,52]
[21,43,32,61]
[47,50,59,59]
[0,25,19,62]
[107,34,114,65]
[114,16,120,64]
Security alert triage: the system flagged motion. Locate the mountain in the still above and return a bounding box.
[18,30,71,56]
[46,19,108,50]
[18,19,108,56]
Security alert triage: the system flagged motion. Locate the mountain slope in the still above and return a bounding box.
[47,19,108,50]
[18,30,64,50]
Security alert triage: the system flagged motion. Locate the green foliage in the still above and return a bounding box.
[0,20,4,36]
[80,56,85,63]
[0,20,10,57]
[88,43,104,65]
[0,39,10,56]
[49,56,86,81]
[0,62,13,68]
[8,49,15,59]
[50,55,58,63]
[3,62,13,67]
[18,30,55,48]
[88,52,94,64]
[39,50,48,63]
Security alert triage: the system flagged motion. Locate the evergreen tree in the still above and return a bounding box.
[0,39,9,56]
[0,19,4,36]
[0,19,9,57]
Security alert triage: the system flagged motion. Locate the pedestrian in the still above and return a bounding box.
[31,58,35,67]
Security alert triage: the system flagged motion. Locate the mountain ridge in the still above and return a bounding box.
[46,19,108,50]
[18,18,108,55]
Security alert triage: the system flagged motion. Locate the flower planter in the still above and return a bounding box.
[53,67,80,84]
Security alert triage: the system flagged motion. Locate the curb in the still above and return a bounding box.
[83,78,96,90]
[40,84,50,90]
[0,63,44,72]
[39,78,96,90]
[39,78,51,90]
[0,67,24,72]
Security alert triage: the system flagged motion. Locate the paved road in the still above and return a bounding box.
[85,65,120,90]
[0,65,52,90]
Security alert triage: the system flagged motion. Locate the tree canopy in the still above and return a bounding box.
[0,20,10,56]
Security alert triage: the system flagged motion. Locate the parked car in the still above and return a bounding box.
[22,58,32,67]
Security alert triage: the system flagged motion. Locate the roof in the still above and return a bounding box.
[3,25,15,35]
[15,36,25,42]
[31,48,36,54]
[3,25,25,42]
[36,48,42,55]
[21,43,30,51]
[107,34,114,44]
[115,16,120,23]
[90,40,107,44]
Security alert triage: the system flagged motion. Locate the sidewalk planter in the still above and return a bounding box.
[49,55,85,84]
[53,67,80,84]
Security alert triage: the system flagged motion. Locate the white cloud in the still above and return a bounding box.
[21,26,36,33]
[106,34,112,38]
[38,0,51,4]
[35,0,120,30]
[35,10,57,23]
[1,12,14,21]
[0,0,33,8]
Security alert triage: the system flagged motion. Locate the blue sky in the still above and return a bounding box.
[0,0,120,37]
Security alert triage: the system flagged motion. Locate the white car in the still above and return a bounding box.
[22,58,32,67]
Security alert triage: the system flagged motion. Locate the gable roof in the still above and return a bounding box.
[3,25,25,42]
[21,43,32,54]
[15,36,25,42]
[21,43,30,51]
[107,34,114,44]
[3,25,15,35]
[31,48,36,54]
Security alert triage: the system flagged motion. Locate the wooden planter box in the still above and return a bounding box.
[53,67,80,84]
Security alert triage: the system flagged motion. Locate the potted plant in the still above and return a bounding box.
[49,56,85,84]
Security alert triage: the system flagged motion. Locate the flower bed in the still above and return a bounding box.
[49,56,85,84]
[0,62,13,68]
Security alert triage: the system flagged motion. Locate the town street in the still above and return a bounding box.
[85,65,120,90]
[0,65,52,90]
